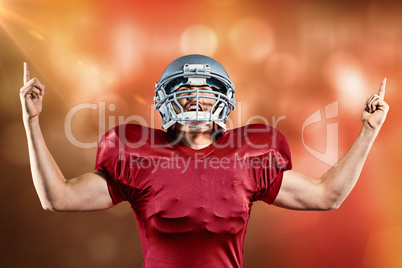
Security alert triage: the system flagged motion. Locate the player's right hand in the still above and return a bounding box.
[19,62,45,121]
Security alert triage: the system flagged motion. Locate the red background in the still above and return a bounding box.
[1,0,401,267]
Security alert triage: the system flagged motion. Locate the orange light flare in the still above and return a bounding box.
[110,23,146,80]
[323,52,369,115]
[0,1,47,52]
[180,24,218,56]
[229,17,275,62]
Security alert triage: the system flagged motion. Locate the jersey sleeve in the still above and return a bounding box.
[95,127,131,205]
[254,128,292,204]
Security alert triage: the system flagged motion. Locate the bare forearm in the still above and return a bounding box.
[275,79,388,211]
[20,63,114,212]
[24,117,67,210]
[320,125,378,208]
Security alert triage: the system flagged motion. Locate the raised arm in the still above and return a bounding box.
[274,79,389,210]
[20,62,114,211]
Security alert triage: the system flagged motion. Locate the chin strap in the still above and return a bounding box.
[162,120,176,130]
[162,111,227,131]
[215,121,227,131]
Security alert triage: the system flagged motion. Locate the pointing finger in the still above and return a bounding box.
[378,78,386,100]
[24,62,30,85]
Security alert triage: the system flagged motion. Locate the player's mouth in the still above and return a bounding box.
[185,102,204,112]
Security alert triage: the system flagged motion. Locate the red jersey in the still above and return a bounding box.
[95,124,292,268]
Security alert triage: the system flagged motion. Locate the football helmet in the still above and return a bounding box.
[154,54,236,131]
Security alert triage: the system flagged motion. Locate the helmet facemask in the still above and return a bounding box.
[155,56,236,131]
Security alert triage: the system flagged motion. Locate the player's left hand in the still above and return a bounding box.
[361,78,389,131]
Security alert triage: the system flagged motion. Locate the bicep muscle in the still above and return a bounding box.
[58,172,114,212]
[273,170,329,210]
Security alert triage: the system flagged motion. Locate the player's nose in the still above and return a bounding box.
[185,88,198,101]
[186,94,196,101]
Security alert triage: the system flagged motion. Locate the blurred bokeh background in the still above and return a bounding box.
[1,0,401,267]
